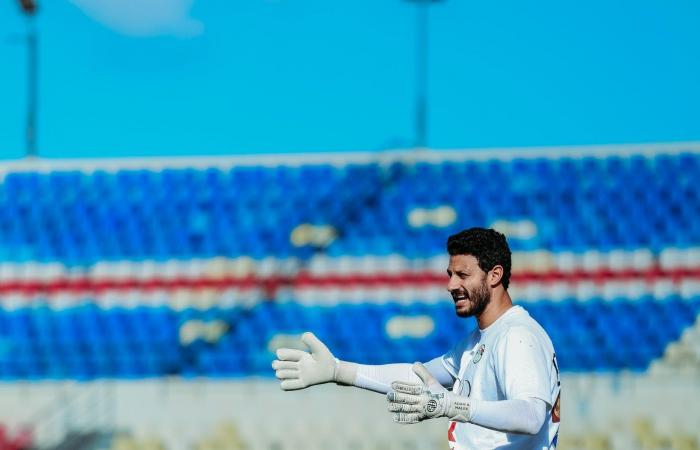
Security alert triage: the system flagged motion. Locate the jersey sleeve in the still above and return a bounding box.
[351,356,455,393]
[494,325,553,406]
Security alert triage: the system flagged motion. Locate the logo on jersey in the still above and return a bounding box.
[472,344,485,363]
[447,421,457,443]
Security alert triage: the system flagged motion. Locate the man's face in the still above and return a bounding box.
[446,254,491,318]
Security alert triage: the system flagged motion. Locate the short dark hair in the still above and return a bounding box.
[446,227,512,289]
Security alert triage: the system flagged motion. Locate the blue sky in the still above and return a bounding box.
[0,0,699,159]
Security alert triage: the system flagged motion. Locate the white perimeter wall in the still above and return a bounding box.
[1,373,699,450]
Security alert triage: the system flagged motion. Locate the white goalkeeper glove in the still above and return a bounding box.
[387,362,472,424]
[272,332,357,390]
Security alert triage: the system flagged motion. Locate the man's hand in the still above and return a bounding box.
[387,362,471,424]
[272,332,338,390]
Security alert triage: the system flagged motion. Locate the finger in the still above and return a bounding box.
[412,362,439,386]
[301,332,331,356]
[388,402,422,413]
[386,391,421,404]
[393,413,422,424]
[275,369,299,380]
[272,360,297,370]
[280,379,306,391]
[276,348,307,362]
[391,381,423,395]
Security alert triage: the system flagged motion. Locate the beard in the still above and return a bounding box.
[453,277,491,318]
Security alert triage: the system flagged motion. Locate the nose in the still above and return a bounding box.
[447,275,460,293]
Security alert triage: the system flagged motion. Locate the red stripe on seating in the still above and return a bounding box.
[0,267,699,296]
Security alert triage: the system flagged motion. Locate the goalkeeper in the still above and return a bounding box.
[272,228,561,450]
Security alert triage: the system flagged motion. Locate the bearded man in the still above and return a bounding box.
[273,227,561,450]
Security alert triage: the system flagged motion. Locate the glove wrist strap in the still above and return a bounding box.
[446,394,472,423]
[333,358,359,386]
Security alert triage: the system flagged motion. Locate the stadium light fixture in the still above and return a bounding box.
[17,0,38,15]
[15,0,39,157]
[403,0,444,150]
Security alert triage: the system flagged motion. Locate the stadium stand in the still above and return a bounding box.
[0,152,698,263]
[1,295,699,380]
[0,145,698,449]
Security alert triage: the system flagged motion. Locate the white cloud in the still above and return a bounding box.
[69,0,203,38]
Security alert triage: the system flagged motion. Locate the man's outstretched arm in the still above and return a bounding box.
[271,332,453,394]
[388,362,547,435]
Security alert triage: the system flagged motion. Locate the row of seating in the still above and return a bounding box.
[1,297,698,379]
[0,152,698,263]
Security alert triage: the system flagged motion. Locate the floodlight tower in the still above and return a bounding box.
[404,0,444,150]
[16,0,38,158]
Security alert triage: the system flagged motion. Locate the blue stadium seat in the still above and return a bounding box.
[1,154,698,262]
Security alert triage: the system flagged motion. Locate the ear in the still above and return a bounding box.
[488,265,504,287]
